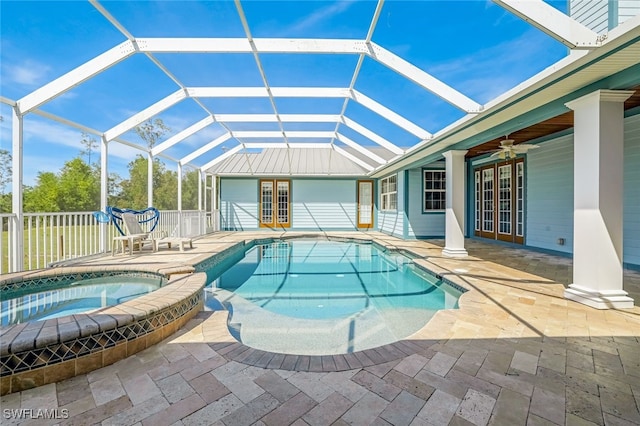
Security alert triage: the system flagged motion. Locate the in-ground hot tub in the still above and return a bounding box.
[1,267,206,395]
[2,273,166,326]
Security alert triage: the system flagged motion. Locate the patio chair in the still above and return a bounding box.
[112,212,156,256]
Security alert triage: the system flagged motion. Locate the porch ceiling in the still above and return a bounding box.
[466,85,640,158]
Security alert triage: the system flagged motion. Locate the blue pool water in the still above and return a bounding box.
[203,239,462,355]
[1,275,164,326]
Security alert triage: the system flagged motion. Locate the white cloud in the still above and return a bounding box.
[4,60,51,87]
[287,1,355,33]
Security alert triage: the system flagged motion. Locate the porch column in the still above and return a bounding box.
[442,150,468,258]
[11,107,24,272]
[564,89,634,309]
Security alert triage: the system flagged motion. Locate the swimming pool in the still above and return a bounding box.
[203,239,462,355]
[1,274,165,326]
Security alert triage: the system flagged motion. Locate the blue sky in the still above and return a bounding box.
[0,0,569,189]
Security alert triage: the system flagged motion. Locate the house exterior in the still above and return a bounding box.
[212,4,640,309]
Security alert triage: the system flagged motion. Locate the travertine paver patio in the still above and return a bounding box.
[2,231,639,425]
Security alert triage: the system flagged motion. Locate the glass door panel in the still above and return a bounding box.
[358,180,373,228]
[498,164,512,237]
[276,181,290,227]
[260,180,274,227]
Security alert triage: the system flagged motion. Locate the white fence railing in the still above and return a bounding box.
[0,210,220,274]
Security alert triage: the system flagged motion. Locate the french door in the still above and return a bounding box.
[357,180,374,228]
[260,179,290,228]
[474,159,524,244]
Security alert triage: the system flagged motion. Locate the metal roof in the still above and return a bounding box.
[208,147,374,176]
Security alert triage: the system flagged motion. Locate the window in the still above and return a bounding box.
[423,170,446,211]
[380,175,397,211]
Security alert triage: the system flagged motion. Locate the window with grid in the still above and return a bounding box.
[497,165,511,235]
[423,170,446,212]
[380,175,397,211]
[516,162,524,237]
[482,168,494,232]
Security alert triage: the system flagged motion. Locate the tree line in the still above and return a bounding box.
[0,119,202,213]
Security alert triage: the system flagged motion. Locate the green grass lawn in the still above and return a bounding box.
[2,225,108,273]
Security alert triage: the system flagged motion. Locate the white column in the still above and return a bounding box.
[11,107,24,272]
[564,89,634,309]
[100,135,109,253]
[147,152,153,207]
[442,150,468,258]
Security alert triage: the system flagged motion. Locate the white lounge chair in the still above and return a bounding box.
[111,213,156,255]
[153,236,193,252]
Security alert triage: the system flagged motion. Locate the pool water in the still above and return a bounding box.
[1,275,164,326]
[204,239,461,355]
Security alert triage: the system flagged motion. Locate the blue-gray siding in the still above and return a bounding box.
[525,134,574,253]
[219,178,359,230]
[406,168,445,238]
[220,179,258,230]
[570,0,609,33]
[291,180,357,229]
[619,0,640,24]
[525,113,640,265]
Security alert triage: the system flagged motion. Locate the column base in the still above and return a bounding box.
[442,247,468,258]
[564,284,634,309]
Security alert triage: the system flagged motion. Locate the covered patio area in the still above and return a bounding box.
[2,233,639,424]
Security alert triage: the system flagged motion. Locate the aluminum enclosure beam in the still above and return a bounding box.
[186,87,429,139]
[201,145,243,171]
[152,116,215,155]
[233,131,335,139]
[350,91,431,139]
[180,132,232,165]
[17,40,137,114]
[342,117,403,154]
[134,37,478,112]
[104,89,188,142]
[213,113,341,122]
[136,38,368,54]
[335,133,386,164]
[494,0,602,49]
[244,142,331,149]
[333,146,374,171]
[369,43,482,113]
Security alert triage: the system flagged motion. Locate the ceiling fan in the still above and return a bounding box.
[487,136,539,159]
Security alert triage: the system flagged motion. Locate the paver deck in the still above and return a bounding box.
[2,232,639,425]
